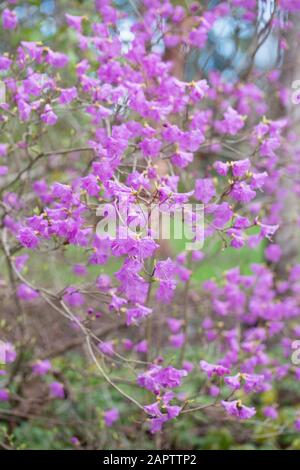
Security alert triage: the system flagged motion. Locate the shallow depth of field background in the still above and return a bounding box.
[1,0,300,450]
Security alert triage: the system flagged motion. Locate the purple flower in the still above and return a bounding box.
[18,227,39,249]
[182,361,194,373]
[207,202,233,229]
[263,406,278,420]
[70,436,80,446]
[2,9,17,30]
[225,373,264,393]
[200,360,230,378]
[0,342,16,364]
[209,385,220,397]
[0,56,12,71]
[230,182,256,203]
[140,138,162,158]
[49,381,65,399]
[59,87,78,105]
[169,333,185,349]
[98,341,115,357]
[137,365,187,393]
[250,172,268,190]
[214,161,228,176]
[32,360,52,376]
[221,400,256,420]
[14,254,29,272]
[231,159,251,177]
[65,14,84,33]
[17,283,39,301]
[104,408,119,427]
[0,389,9,401]
[134,340,148,354]
[171,151,193,168]
[156,279,177,304]
[96,274,111,291]
[46,50,69,68]
[126,305,152,326]
[295,419,300,432]
[0,143,8,156]
[265,244,282,263]
[167,318,183,334]
[194,178,216,203]
[72,264,88,277]
[155,258,177,304]
[63,287,84,307]
[189,79,209,103]
[0,166,8,176]
[224,374,241,390]
[144,393,182,433]
[18,99,32,121]
[216,107,245,135]
[41,105,58,126]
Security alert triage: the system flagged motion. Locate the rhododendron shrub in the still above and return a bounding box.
[1,0,300,450]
